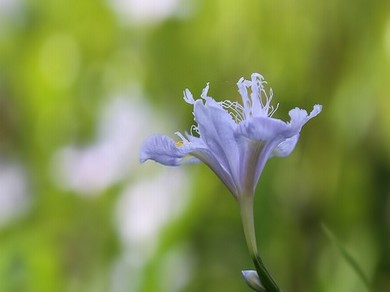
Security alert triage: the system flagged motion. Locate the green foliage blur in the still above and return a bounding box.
[1,0,390,291]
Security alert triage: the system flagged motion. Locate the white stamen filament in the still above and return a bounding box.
[175,131,188,144]
[190,125,199,136]
[221,100,245,122]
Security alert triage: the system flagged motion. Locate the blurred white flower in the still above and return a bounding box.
[110,243,193,292]
[52,91,195,291]
[107,0,191,25]
[110,168,192,291]
[52,96,157,195]
[115,167,190,250]
[0,0,22,16]
[0,162,30,227]
[157,244,194,292]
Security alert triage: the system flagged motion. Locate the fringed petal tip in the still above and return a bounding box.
[288,104,322,130]
[311,104,322,118]
[183,89,195,105]
[241,270,265,292]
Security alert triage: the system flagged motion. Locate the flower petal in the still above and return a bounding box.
[289,104,322,132]
[237,77,252,117]
[183,89,195,104]
[242,270,266,292]
[271,134,299,157]
[140,135,199,166]
[140,134,239,195]
[237,116,287,141]
[194,99,241,185]
[236,138,267,195]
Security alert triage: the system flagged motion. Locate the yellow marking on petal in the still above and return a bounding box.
[175,141,183,147]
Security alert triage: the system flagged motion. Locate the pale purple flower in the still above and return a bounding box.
[242,270,265,292]
[140,73,321,199]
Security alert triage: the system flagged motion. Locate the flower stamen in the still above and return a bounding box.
[190,125,200,136]
[221,100,245,122]
[175,131,188,146]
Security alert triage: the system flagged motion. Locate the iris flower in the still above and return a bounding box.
[140,73,321,291]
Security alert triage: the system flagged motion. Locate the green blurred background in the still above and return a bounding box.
[0,0,389,291]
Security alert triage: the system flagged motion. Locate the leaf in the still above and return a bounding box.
[322,223,372,291]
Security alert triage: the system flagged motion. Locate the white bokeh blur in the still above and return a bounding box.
[111,168,193,291]
[51,91,195,290]
[115,168,191,251]
[0,0,22,16]
[0,161,30,228]
[52,95,157,195]
[106,0,193,25]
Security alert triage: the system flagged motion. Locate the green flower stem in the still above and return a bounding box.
[239,196,283,292]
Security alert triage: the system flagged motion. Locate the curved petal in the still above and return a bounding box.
[140,134,239,195]
[235,138,266,195]
[240,105,321,143]
[289,104,322,132]
[271,134,299,157]
[253,138,285,189]
[237,116,287,141]
[194,99,241,186]
[140,135,200,166]
[234,116,288,194]
[242,270,265,292]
